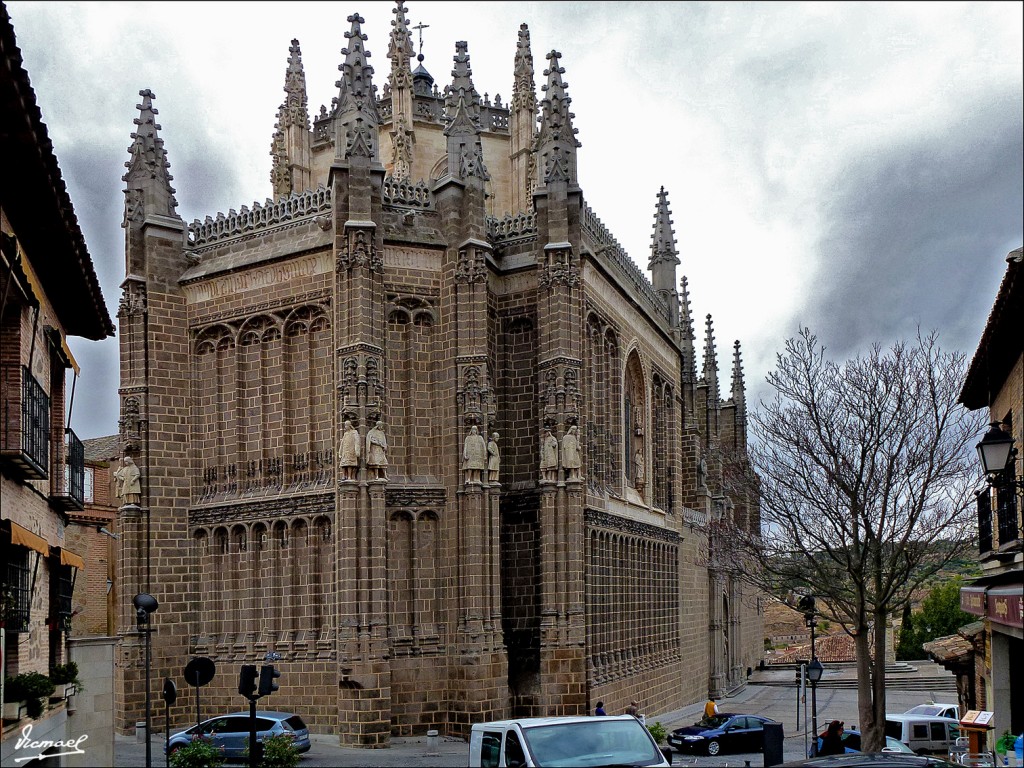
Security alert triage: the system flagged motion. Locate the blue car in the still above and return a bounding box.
[166,711,310,760]
[668,714,780,756]
[813,729,916,756]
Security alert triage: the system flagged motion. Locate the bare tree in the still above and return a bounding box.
[717,328,984,751]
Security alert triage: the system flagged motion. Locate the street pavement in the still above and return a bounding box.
[115,662,957,767]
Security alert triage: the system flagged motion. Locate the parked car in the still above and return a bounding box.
[668,714,780,755]
[165,711,310,759]
[904,704,960,722]
[813,729,916,755]
[884,715,961,755]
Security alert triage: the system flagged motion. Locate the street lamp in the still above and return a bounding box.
[133,592,158,768]
[976,422,1014,477]
[801,596,823,755]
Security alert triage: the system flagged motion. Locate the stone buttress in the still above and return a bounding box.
[117,89,191,732]
[331,13,391,747]
[532,49,587,716]
[432,38,509,727]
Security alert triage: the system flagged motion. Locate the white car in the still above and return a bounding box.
[904,704,960,721]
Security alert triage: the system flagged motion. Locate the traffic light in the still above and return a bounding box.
[258,664,280,696]
[238,664,258,699]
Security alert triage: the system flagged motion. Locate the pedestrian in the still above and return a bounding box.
[595,701,606,716]
[703,696,719,722]
[625,700,639,718]
[819,720,845,756]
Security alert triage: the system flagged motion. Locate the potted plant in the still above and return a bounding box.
[49,661,83,697]
[3,672,55,719]
[995,731,1015,764]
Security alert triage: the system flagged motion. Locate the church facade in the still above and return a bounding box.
[115,2,763,745]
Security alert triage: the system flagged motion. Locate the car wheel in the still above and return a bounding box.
[707,740,721,756]
[168,744,183,756]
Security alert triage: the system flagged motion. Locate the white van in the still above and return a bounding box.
[469,715,672,767]
[884,714,961,754]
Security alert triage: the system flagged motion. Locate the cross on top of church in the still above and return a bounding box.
[412,21,429,59]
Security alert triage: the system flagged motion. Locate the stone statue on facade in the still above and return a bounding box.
[462,425,487,484]
[487,432,500,482]
[633,447,645,492]
[366,421,388,480]
[561,425,581,481]
[698,454,708,490]
[114,455,142,505]
[339,419,360,481]
[540,428,559,482]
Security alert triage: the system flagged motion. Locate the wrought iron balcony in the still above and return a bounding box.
[0,364,50,479]
[976,475,1022,556]
[51,427,85,511]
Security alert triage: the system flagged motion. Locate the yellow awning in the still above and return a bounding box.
[8,521,49,556]
[58,334,80,376]
[59,548,85,570]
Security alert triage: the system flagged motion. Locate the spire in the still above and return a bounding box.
[387,1,415,181]
[703,314,719,401]
[649,186,681,324]
[279,38,310,131]
[388,1,414,87]
[536,50,580,186]
[650,186,680,269]
[511,23,536,114]
[509,23,538,213]
[731,339,746,412]
[443,41,488,181]
[270,39,312,197]
[122,88,178,223]
[334,12,380,161]
[680,275,697,381]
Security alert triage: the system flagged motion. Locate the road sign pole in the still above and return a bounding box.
[249,697,258,768]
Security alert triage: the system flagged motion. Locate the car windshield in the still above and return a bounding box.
[522,720,663,767]
[284,716,306,731]
[700,716,731,729]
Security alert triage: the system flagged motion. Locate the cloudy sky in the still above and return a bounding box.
[6,1,1022,440]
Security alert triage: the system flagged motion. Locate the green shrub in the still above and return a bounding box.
[170,736,225,768]
[647,721,668,745]
[4,672,56,718]
[258,733,300,768]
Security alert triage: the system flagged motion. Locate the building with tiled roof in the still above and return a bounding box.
[1,1,114,758]
[957,245,1023,744]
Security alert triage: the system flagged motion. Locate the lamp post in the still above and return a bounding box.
[798,594,823,755]
[133,593,158,768]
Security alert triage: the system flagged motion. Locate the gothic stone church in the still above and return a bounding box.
[115,1,763,745]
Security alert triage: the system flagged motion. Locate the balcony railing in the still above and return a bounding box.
[52,428,84,511]
[977,489,992,553]
[0,364,49,479]
[977,479,1022,556]
[994,469,1020,550]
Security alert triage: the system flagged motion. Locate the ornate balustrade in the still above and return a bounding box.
[581,204,671,322]
[187,186,332,248]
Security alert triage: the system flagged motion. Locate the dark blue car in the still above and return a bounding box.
[668,714,779,756]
